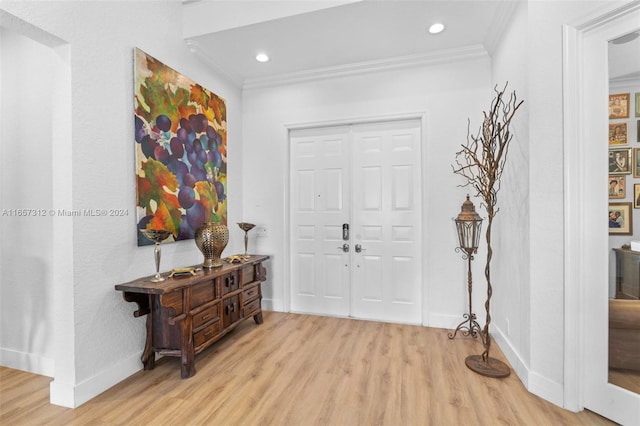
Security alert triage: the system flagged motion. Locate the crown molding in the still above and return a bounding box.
[574,0,640,31]
[609,72,640,85]
[242,44,489,91]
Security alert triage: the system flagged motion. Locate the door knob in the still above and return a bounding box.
[337,243,349,253]
[355,244,365,253]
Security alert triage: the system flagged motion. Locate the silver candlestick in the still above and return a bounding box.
[140,229,172,282]
[237,222,256,257]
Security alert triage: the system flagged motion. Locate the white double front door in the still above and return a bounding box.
[290,119,422,324]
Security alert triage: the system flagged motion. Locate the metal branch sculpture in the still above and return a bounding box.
[452,83,524,377]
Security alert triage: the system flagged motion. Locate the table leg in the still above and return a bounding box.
[180,314,196,378]
[141,307,155,370]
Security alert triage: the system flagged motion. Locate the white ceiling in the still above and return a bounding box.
[183,0,513,87]
[609,31,640,82]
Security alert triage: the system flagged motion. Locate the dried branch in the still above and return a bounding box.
[451,83,524,361]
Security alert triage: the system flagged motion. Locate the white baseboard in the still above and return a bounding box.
[527,370,565,408]
[50,351,143,408]
[261,298,283,312]
[0,347,54,377]
[492,325,529,388]
[492,326,564,408]
[427,312,466,329]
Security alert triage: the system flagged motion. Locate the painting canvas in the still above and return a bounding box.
[609,123,627,145]
[609,148,632,175]
[609,93,630,119]
[134,48,227,246]
[609,202,633,235]
[609,176,626,199]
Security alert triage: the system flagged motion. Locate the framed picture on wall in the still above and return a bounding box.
[634,184,640,208]
[637,120,640,142]
[609,176,626,199]
[609,202,633,235]
[609,93,630,119]
[634,148,640,178]
[609,148,632,174]
[636,93,640,117]
[609,123,627,145]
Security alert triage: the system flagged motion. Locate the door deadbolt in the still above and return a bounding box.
[342,224,350,240]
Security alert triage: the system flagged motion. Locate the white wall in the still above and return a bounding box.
[242,55,493,327]
[0,27,56,377]
[488,0,628,409]
[0,1,244,407]
[526,2,575,402]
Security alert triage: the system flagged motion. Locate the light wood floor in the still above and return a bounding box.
[1,311,614,425]
[610,368,640,394]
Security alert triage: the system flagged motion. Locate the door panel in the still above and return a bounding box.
[351,120,422,324]
[290,119,422,324]
[290,126,351,316]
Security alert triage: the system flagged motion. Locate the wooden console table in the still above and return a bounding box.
[115,255,269,378]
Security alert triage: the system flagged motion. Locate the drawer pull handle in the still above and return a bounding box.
[202,313,210,321]
[204,331,212,337]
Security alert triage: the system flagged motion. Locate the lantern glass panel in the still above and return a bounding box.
[456,219,482,250]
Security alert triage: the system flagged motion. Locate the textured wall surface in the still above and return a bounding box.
[0,0,243,407]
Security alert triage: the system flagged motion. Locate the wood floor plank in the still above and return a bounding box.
[0,311,616,425]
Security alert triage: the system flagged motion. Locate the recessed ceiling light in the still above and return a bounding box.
[611,31,639,44]
[256,53,269,62]
[428,23,445,34]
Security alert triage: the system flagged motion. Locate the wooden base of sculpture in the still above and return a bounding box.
[465,355,511,378]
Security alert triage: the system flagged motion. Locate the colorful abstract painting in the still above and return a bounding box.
[134,48,227,246]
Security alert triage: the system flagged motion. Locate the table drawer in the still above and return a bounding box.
[243,283,260,304]
[192,303,220,329]
[191,280,216,309]
[243,298,261,317]
[241,264,255,285]
[193,321,220,347]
